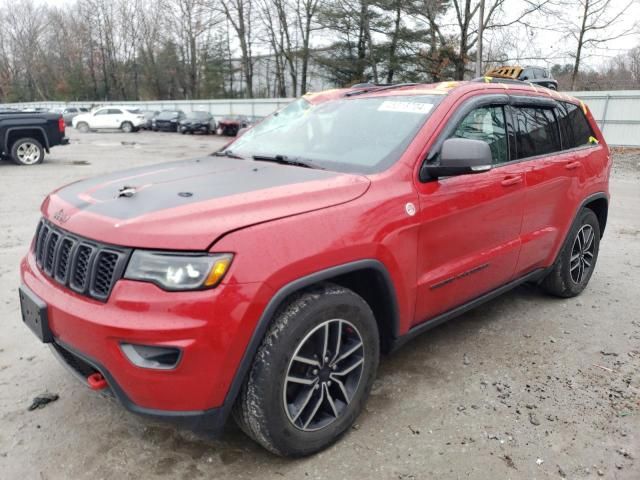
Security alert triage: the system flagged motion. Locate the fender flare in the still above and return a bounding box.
[4,126,51,152]
[552,192,609,266]
[218,259,400,421]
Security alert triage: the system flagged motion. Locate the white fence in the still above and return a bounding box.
[2,98,296,119]
[3,90,640,147]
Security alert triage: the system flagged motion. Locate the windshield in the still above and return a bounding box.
[228,95,440,174]
[187,111,210,120]
[157,111,179,120]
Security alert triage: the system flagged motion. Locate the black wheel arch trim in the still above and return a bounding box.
[220,259,401,423]
[5,126,51,152]
[578,191,609,237]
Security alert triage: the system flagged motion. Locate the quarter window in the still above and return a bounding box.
[450,106,509,164]
[556,101,595,149]
[513,107,561,159]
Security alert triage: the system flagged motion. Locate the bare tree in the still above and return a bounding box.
[556,0,638,90]
[220,0,255,97]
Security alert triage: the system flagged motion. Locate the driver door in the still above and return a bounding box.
[413,100,527,325]
[91,108,111,129]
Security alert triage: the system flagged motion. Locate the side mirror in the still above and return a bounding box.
[421,138,492,180]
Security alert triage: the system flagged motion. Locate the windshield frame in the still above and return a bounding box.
[226,94,443,175]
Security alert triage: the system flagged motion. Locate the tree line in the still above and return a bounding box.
[0,0,638,102]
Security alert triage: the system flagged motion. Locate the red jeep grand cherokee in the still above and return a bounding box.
[19,80,610,456]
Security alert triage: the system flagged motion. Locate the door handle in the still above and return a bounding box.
[501,175,523,187]
[565,161,581,170]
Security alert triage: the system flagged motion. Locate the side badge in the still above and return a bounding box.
[405,202,417,216]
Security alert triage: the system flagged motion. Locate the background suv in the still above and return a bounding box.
[20,79,609,456]
[72,106,146,133]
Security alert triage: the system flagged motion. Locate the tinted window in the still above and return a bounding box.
[67,108,78,113]
[451,106,509,164]
[556,101,595,149]
[520,68,532,80]
[107,109,123,114]
[513,107,561,159]
[157,111,179,120]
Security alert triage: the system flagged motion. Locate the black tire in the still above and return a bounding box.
[77,122,89,133]
[233,283,379,457]
[11,137,44,166]
[181,129,187,135]
[121,121,133,133]
[540,208,600,297]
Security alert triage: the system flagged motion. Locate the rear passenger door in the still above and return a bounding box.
[512,98,594,274]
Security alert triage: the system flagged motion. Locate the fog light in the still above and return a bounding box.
[121,343,181,370]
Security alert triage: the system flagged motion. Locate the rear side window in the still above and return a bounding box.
[450,106,509,164]
[556,102,595,149]
[108,109,123,114]
[513,106,561,159]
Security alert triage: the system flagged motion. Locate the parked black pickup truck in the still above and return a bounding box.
[1,111,69,165]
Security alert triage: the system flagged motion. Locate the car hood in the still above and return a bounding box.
[42,157,370,250]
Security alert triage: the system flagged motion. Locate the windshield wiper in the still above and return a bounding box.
[252,154,323,170]
[212,149,244,159]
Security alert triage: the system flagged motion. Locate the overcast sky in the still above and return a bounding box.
[40,0,640,69]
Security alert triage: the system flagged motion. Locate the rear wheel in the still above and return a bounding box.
[121,121,133,133]
[11,138,44,166]
[233,283,379,456]
[541,208,600,297]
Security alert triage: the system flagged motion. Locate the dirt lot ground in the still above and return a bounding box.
[0,130,638,479]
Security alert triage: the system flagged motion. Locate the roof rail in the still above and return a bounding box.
[345,83,419,97]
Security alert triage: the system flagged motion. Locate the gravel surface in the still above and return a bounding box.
[0,130,638,479]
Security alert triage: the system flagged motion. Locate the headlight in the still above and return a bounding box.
[124,251,233,291]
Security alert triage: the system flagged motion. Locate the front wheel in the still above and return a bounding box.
[233,283,379,456]
[541,208,600,297]
[11,138,44,165]
[77,122,90,133]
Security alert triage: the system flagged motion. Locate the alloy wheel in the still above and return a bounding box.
[16,142,41,165]
[283,319,365,432]
[570,224,595,284]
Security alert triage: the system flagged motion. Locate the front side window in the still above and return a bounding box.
[94,109,109,116]
[107,109,123,115]
[450,106,509,164]
[556,101,595,149]
[513,107,561,159]
[229,95,442,174]
[157,111,179,120]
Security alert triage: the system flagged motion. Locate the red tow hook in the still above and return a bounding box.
[87,372,108,390]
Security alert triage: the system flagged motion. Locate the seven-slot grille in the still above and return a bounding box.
[33,219,131,301]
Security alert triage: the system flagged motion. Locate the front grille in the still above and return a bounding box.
[33,219,131,301]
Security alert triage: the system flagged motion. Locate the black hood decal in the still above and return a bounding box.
[57,157,339,220]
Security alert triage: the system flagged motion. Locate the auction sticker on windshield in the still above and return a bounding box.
[378,101,434,114]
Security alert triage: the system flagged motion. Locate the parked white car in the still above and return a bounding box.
[72,106,146,133]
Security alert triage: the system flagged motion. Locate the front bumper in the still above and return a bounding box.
[20,250,265,430]
[50,339,226,433]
